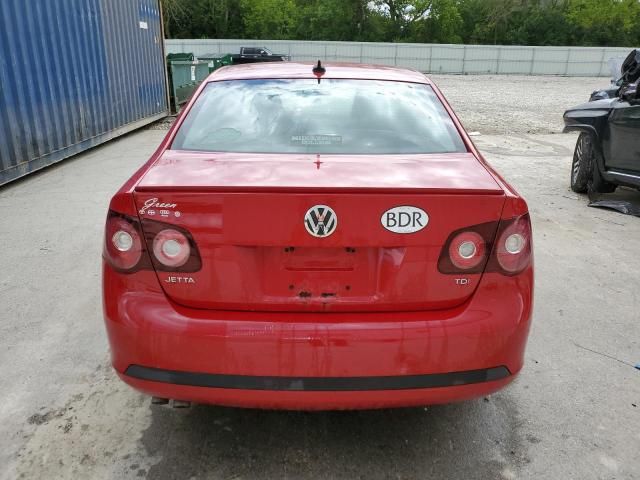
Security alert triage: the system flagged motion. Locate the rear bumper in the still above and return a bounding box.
[119,369,513,410]
[103,265,533,410]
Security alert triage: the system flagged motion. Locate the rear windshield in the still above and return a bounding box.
[171,79,466,155]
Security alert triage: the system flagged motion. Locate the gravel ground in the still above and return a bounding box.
[431,75,607,135]
[146,115,176,130]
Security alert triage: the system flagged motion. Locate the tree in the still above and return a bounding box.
[370,0,433,40]
[468,0,524,45]
[159,0,640,47]
[566,0,640,46]
[294,0,371,41]
[410,0,463,43]
[160,0,244,39]
[240,0,299,40]
[508,4,574,46]
[160,0,187,38]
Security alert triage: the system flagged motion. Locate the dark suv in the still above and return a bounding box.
[563,49,640,193]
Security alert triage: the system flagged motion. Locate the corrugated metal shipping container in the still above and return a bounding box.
[0,0,169,186]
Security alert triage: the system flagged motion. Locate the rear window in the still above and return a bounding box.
[171,79,467,155]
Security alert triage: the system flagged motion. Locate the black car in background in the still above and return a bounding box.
[233,47,290,63]
[564,49,640,193]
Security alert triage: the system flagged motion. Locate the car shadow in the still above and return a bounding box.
[141,392,526,479]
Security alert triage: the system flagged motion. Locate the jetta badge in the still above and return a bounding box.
[304,205,337,238]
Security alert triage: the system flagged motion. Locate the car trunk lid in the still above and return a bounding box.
[134,151,504,312]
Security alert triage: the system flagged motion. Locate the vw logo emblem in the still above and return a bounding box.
[304,205,337,238]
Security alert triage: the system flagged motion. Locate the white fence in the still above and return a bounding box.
[165,39,632,77]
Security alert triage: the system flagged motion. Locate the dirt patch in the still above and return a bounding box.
[12,360,158,480]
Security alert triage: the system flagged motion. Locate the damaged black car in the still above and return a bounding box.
[564,49,640,194]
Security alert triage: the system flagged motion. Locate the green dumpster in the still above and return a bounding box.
[166,52,194,62]
[198,53,234,73]
[166,58,209,113]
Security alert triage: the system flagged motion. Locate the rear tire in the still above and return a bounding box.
[570,133,592,193]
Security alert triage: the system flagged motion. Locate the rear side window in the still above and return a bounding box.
[171,79,467,155]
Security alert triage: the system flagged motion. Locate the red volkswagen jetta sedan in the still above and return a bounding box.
[102,62,533,410]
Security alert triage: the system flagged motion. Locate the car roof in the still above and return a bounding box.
[207,61,431,84]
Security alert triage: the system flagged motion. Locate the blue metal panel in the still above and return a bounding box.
[0,0,169,185]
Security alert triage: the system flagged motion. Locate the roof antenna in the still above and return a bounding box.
[312,60,326,84]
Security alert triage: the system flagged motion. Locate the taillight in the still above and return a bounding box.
[448,231,486,270]
[104,213,144,272]
[490,214,532,275]
[438,213,532,276]
[153,229,191,268]
[438,221,497,274]
[141,218,202,272]
[103,210,201,274]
